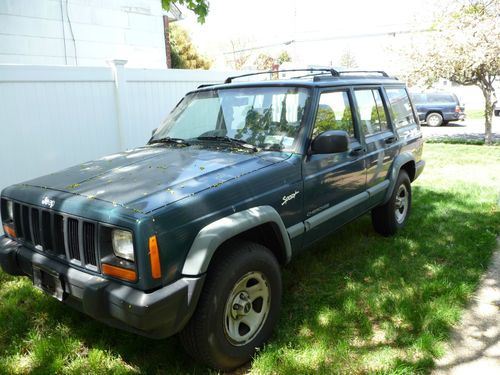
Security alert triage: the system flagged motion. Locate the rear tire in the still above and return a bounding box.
[179,241,282,371]
[371,170,411,236]
[426,112,443,127]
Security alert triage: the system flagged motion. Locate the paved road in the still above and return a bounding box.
[421,116,500,142]
[433,239,500,374]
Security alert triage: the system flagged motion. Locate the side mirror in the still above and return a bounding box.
[151,128,158,136]
[311,130,349,154]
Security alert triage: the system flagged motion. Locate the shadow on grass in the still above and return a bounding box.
[0,186,499,374]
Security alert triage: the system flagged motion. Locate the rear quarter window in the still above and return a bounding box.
[385,88,418,129]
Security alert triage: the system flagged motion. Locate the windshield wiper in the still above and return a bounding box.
[149,137,190,147]
[195,136,259,152]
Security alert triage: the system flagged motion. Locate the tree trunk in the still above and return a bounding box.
[479,84,496,145]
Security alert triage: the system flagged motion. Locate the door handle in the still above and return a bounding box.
[385,136,397,144]
[349,146,365,156]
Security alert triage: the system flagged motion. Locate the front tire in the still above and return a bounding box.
[179,241,282,371]
[426,112,443,127]
[371,170,412,236]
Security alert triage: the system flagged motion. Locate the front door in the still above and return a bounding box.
[302,89,366,246]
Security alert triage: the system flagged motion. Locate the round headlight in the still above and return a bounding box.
[6,200,14,221]
[111,229,134,261]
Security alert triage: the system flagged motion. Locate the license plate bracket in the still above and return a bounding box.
[32,266,65,301]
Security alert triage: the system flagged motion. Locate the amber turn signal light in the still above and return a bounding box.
[102,263,137,282]
[149,235,162,279]
[3,224,16,238]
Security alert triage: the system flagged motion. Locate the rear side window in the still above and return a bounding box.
[385,88,417,129]
[313,91,355,138]
[427,93,456,103]
[353,89,388,136]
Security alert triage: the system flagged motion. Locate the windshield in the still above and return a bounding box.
[151,87,311,152]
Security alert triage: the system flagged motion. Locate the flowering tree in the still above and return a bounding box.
[404,0,499,144]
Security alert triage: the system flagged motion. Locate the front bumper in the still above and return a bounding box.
[0,236,204,339]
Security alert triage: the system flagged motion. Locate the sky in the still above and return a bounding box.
[176,0,438,71]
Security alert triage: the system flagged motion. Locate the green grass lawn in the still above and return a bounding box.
[1,144,499,374]
[465,109,485,120]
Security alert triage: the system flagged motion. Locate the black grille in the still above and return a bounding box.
[67,218,80,261]
[31,208,41,246]
[21,205,31,243]
[54,214,66,256]
[83,222,97,266]
[13,203,23,238]
[41,211,52,250]
[11,202,99,270]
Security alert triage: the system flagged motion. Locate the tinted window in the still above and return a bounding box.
[313,91,355,138]
[385,88,417,128]
[354,89,388,135]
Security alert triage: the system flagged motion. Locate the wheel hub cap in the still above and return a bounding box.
[394,184,409,224]
[223,271,271,346]
[231,292,252,318]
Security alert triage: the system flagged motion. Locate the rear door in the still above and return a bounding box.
[352,87,397,202]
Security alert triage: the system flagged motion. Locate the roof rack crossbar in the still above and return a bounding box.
[224,68,339,83]
[337,70,389,77]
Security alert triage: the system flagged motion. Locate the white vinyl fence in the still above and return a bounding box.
[0,62,237,198]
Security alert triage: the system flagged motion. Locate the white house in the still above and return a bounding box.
[0,0,181,68]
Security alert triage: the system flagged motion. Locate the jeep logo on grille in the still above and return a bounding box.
[41,196,55,208]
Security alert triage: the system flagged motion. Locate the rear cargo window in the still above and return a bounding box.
[385,88,417,129]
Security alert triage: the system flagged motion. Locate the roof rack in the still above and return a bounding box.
[313,70,392,82]
[338,70,389,77]
[224,68,339,84]
[199,69,393,88]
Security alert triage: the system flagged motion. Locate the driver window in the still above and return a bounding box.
[313,91,355,139]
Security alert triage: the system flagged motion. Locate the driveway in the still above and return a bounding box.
[421,116,500,142]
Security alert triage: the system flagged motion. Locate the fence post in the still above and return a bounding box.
[108,59,127,150]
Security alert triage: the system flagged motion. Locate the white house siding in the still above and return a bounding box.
[0,0,167,68]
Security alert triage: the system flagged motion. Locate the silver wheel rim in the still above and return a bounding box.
[428,115,440,126]
[395,184,409,224]
[223,271,271,346]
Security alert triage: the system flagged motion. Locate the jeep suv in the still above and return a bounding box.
[0,69,424,371]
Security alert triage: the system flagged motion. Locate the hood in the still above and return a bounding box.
[23,145,288,214]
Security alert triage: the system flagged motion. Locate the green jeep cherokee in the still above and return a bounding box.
[0,69,424,370]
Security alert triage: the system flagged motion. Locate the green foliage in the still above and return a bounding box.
[254,50,292,70]
[255,53,275,70]
[1,144,499,373]
[277,51,291,65]
[169,24,211,70]
[161,0,209,24]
